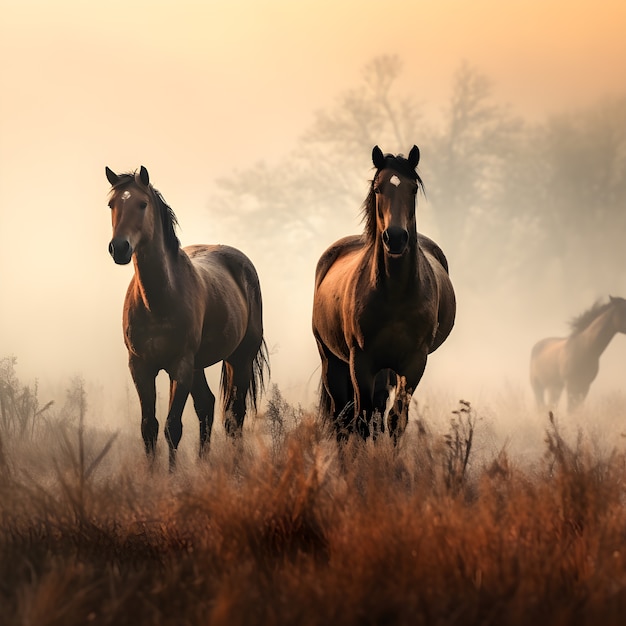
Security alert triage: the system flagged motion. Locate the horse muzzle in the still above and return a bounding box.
[109,238,133,265]
[382,226,409,256]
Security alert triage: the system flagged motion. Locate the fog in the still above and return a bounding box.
[1,1,625,434]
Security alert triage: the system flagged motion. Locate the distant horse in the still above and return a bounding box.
[530,296,626,411]
[312,146,456,441]
[106,166,269,469]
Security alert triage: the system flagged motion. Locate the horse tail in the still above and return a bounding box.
[248,338,270,411]
[318,377,333,418]
[220,339,270,411]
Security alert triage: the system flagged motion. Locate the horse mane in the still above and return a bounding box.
[568,299,612,335]
[108,172,180,254]
[361,152,425,243]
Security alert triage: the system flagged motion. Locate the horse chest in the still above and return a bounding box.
[358,302,434,355]
[125,314,191,361]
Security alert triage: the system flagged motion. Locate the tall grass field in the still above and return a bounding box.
[2,368,626,625]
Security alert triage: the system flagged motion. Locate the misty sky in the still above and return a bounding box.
[1,0,625,421]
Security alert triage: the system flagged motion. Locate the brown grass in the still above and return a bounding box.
[2,394,626,626]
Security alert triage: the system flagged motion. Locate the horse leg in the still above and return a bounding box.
[547,385,563,411]
[191,369,215,459]
[316,341,350,414]
[350,350,378,440]
[165,363,193,472]
[531,379,545,409]
[129,357,159,463]
[221,350,253,439]
[315,341,353,441]
[387,375,410,446]
[389,356,428,443]
[566,383,588,413]
[372,370,396,439]
[325,353,354,442]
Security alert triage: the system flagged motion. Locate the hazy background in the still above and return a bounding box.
[1,0,625,432]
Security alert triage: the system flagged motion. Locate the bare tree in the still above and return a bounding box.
[496,95,626,300]
[211,55,424,260]
[424,62,524,257]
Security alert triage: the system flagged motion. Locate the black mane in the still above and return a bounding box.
[569,299,612,335]
[361,152,425,243]
[109,172,180,254]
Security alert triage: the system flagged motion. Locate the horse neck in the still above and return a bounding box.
[573,307,620,358]
[370,233,419,295]
[132,229,179,312]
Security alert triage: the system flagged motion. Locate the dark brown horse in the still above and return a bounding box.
[312,146,456,441]
[106,166,269,469]
[530,296,626,411]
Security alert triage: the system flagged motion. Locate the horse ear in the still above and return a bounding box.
[105,166,119,186]
[137,166,150,187]
[372,145,385,170]
[408,145,420,169]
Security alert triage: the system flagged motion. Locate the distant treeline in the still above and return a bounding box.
[213,57,626,308]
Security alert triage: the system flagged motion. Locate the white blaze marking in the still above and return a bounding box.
[390,175,401,187]
[121,191,131,201]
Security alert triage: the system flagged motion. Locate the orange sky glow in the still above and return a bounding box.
[1,0,625,420]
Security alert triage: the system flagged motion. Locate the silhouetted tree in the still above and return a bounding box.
[539,97,626,287]
[495,95,626,301]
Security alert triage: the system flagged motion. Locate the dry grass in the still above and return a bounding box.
[2,391,626,625]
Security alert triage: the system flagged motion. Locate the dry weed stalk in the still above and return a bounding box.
[0,356,53,439]
[443,399,476,493]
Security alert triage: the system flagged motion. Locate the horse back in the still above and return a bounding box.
[314,235,365,288]
[186,244,261,296]
[418,234,450,274]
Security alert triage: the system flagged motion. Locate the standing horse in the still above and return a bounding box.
[530,296,626,411]
[106,166,269,469]
[312,146,456,441]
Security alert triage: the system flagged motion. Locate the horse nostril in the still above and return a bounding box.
[109,239,132,264]
[382,227,409,255]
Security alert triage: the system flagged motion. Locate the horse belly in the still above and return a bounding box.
[313,271,356,361]
[193,289,249,368]
[195,320,246,368]
[313,251,363,358]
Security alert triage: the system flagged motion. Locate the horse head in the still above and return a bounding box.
[370,146,421,257]
[106,166,157,265]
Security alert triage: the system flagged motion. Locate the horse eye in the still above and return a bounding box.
[374,186,381,195]
[139,201,148,210]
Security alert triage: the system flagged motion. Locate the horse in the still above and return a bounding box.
[530,296,626,412]
[106,166,269,469]
[312,146,456,441]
